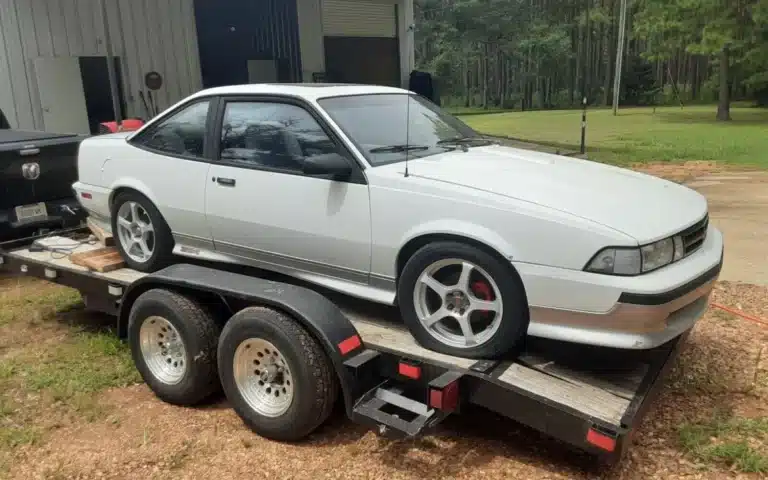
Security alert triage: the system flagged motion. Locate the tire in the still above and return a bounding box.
[128,288,221,406]
[111,190,174,272]
[218,306,338,442]
[397,241,529,359]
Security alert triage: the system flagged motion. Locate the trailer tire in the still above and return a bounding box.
[128,288,221,406]
[218,306,338,442]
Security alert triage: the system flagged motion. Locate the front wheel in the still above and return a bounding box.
[397,241,529,358]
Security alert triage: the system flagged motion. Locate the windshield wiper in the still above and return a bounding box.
[368,144,430,154]
[436,136,494,147]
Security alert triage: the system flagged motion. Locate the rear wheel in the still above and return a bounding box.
[128,289,221,405]
[398,241,529,358]
[111,190,174,272]
[218,307,338,442]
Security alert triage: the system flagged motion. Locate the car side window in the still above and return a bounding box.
[132,100,210,158]
[218,101,338,172]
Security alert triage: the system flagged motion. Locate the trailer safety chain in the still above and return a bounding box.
[711,302,768,328]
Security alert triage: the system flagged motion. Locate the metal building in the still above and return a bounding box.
[0,0,414,134]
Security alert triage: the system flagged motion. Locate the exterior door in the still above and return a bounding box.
[33,57,90,134]
[205,98,372,284]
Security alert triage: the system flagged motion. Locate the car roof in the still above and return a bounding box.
[187,83,410,101]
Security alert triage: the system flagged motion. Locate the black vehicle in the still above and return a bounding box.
[0,130,88,240]
[0,227,690,467]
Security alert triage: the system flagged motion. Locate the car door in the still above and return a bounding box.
[205,96,372,285]
[115,98,214,248]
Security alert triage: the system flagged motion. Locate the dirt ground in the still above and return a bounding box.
[1,161,767,479]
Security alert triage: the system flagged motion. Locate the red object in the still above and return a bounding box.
[99,118,145,133]
[80,192,92,199]
[586,428,616,452]
[398,362,421,379]
[337,335,361,355]
[429,381,459,412]
[471,280,493,318]
[711,302,768,327]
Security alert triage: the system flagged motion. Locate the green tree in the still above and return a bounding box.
[634,0,768,120]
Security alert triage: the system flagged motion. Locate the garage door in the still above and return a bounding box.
[321,0,397,38]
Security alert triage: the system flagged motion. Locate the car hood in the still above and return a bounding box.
[405,144,708,244]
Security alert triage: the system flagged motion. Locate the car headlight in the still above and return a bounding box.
[586,235,685,275]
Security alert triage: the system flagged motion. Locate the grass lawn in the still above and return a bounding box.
[458,104,768,167]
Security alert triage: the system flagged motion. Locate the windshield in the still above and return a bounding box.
[317,93,491,166]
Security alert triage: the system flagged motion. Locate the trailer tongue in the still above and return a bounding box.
[0,227,689,465]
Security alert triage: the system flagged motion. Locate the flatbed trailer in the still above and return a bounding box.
[0,228,690,466]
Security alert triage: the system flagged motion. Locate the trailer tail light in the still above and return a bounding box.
[428,380,459,412]
[337,334,361,355]
[398,361,421,380]
[586,428,616,452]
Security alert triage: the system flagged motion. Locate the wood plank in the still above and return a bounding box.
[497,363,631,425]
[70,247,124,273]
[519,354,647,400]
[11,238,145,284]
[87,217,114,246]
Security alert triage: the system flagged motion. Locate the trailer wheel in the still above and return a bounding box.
[128,288,221,406]
[218,306,338,442]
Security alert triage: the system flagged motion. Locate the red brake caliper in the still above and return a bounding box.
[471,281,493,319]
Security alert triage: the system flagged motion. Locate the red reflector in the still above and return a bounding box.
[586,428,616,452]
[337,335,361,355]
[429,381,459,412]
[81,192,92,199]
[398,362,421,379]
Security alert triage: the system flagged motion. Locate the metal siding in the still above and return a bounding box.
[194,0,301,87]
[0,0,202,130]
[322,0,397,38]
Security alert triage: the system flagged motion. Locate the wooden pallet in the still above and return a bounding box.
[70,247,124,273]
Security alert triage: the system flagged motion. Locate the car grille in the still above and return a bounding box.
[680,214,709,257]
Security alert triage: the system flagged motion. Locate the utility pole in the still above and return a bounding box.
[612,0,629,115]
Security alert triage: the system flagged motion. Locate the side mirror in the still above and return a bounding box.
[303,152,352,179]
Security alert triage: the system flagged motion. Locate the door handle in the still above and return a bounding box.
[216,177,236,187]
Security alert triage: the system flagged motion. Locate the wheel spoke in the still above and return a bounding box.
[138,238,152,258]
[117,216,132,230]
[141,221,154,234]
[455,262,473,293]
[469,298,501,313]
[129,202,140,222]
[457,316,476,346]
[419,273,448,297]
[423,307,449,327]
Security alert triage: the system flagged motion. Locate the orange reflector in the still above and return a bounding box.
[586,428,616,452]
[398,362,421,379]
[81,192,92,199]
[337,335,361,355]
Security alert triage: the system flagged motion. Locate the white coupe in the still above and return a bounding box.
[73,84,724,358]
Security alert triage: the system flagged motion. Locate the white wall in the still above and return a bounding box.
[296,0,415,88]
[0,0,203,131]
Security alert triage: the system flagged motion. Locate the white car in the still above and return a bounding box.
[73,84,724,358]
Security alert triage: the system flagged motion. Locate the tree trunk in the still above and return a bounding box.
[716,48,731,121]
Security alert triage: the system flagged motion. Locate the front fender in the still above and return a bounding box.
[400,219,518,261]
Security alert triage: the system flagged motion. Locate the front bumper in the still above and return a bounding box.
[516,225,724,349]
[0,197,86,241]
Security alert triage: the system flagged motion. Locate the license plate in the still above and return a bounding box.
[15,202,48,221]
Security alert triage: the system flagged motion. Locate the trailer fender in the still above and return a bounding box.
[117,263,363,414]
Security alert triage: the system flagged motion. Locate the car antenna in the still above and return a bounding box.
[404,23,415,178]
